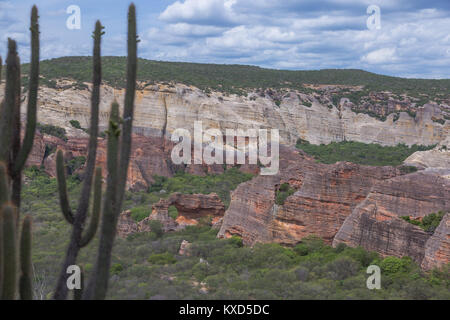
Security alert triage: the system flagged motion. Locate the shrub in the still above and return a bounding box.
[275,183,295,205]
[130,206,150,222]
[149,220,164,238]
[168,205,179,220]
[69,119,82,129]
[110,263,124,275]
[148,252,176,265]
[37,123,68,141]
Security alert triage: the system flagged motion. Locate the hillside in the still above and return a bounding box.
[18,56,450,99]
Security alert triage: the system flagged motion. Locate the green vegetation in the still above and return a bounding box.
[148,252,177,265]
[20,56,450,97]
[401,211,446,233]
[275,183,295,205]
[69,120,82,129]
[19,167,450,300]
[168,205,179,220]
[37,123,68,141]
[150,168,254,208]
[296,140,435,166]
[130,206,150,222]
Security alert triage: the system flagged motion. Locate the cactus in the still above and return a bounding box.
[53,20,104,300]
[82,4,138,300]
[0,5,39,300]
[54,3,138,300]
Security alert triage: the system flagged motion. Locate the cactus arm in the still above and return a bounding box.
[1,204,17,299]
[14,6,40,175]
[0,163,10,206]
[116,3,137,213]
[19,215,32,300]
[0,40,19,165]
[53,21,104,300]
[75,20,103,225]
[83,101,120,300]
[79,167,102,247]
[56,150,74,224]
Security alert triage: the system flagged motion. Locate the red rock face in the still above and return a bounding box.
[218,146,400,246]
[422,213,450,270]
[333,169,450,269]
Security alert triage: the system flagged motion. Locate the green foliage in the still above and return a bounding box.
[69,120,82,129]
[151,168,254,208]
[66,156,86,175]
[401,211,446,233]
[130,206,150,222]
[296,140,435,166]
[168,205,179,220]
[148,252,177,265]
[110,263,124,275]
[379,256,413,275]
[37,123,68,141]
[149,220,163,239]
[21,57,450,97]
[275,183,295,205]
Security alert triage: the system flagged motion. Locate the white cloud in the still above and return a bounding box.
[362,48,398,64]
[160,0,239,26]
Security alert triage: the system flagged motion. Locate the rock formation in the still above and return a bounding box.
[2,81,447,150]
[333,169,450,269]
[218,146,400,245]
[117,193,225,237]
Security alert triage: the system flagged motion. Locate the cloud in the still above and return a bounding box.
[362,48,398,64]
[160,0,239,26]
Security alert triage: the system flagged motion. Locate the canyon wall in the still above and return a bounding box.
[2,82,447,148]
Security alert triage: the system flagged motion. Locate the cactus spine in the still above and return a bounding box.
[0,5,39,300]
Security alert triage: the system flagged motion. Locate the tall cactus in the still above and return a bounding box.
[83,4,138,300]
[0,5,40,300]
[53,20,104,300]
[54,3,138,300]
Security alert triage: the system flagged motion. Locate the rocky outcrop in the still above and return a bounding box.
[218,146,400,245]
[117,193,225,237]
[404,136,450,169]
[2,82,447,150]
[333,169,450,269]
[421,213,450,270]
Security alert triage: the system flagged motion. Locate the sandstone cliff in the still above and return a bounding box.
[217,146,400,245]
[2,81,447,149]
[333,169,450,269]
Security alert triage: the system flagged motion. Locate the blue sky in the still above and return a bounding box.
[1,0,449,78]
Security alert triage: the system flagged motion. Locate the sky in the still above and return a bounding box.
[0,0,449,79]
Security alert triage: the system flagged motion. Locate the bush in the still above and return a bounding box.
[275,183,295,205]
[148,252,177,265]
[168,205,179,220]
[69,120,82,129]
[130,206,150,222]
[110,263,124,275]
[37,123,68,141]
[149,220,164,239]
